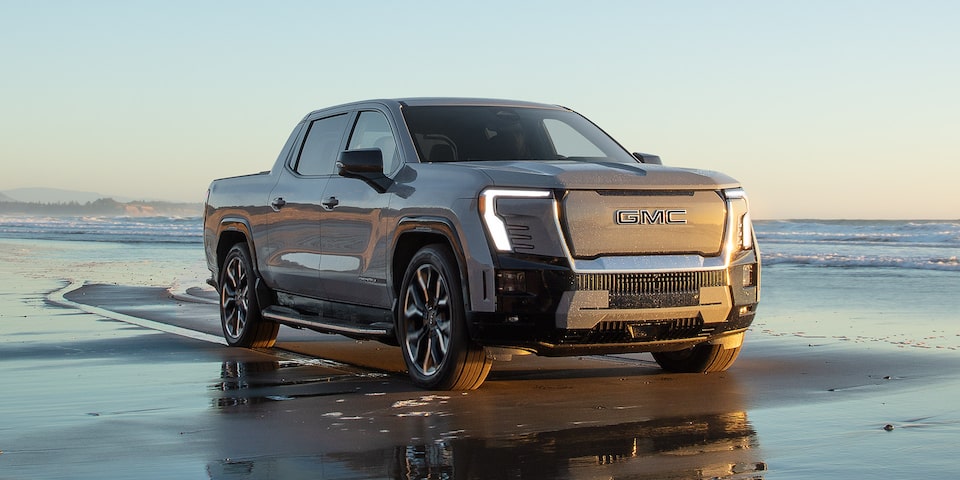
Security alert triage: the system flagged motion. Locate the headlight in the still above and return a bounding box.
[724,188,755,252]
[740,212,753,250]
[479,189,551,252]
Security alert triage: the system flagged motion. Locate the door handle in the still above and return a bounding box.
[270,197,286,211]
[322,196,339,209]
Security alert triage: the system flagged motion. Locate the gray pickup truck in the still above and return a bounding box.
[203,98,760,390]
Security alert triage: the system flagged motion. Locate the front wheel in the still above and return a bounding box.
[398,245,491,390]
[219,243,279,348]
[652,343,742,373]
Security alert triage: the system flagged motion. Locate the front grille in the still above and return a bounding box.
[576,270,726,309]
[561,190,727,257]
[577,270,726,293]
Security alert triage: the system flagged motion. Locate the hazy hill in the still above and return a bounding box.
[2,187,139,203]
[0,189,202,217]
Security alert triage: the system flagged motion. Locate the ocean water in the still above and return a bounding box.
[0,214,201,244]
[0,215,208,290]
[757,219,960,272]
[754,219,960,351]
[1,215,957,350]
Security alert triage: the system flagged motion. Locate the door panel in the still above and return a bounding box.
[318,177,390,308]
[263,112,349,298]
[263,169,328,298]
[317,110,395,309]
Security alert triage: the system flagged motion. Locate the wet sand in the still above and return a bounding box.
[2,242,960,478]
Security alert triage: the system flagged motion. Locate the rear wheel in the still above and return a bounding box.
[652,343,741,373]
[398,245,491,390]
[219,243,279,348]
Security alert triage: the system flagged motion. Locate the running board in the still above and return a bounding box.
[262,306,392,337]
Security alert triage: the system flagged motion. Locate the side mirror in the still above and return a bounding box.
[337,149,392,192]
[632,152,662,165]
[338,148,383,174]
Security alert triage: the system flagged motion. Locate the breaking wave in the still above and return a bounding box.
[755,220,960,272]
[0,215,201,244]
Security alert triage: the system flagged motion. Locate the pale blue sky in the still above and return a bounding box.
[1,1,957,219]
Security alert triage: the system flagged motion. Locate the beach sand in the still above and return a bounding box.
[1,237,959,478]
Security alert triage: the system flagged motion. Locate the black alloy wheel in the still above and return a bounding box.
[219,243,278,348]
[399,244,491,390]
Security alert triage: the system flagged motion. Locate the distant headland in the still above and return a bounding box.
[0,188,202,217]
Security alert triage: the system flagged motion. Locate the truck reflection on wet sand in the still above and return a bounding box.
[208,360,765,479]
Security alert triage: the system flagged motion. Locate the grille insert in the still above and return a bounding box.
[576,270,726,309]
[577,270,726,293]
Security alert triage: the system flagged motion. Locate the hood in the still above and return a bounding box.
[457,160,741,191]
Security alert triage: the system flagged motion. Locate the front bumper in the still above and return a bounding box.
[467,250,760,356]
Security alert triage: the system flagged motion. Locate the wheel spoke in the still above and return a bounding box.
[221,291,235,311]
[235,304,245,333]
[404,308,432,370]
[236,264,246,288]
[228,312,238,338]
[404,302,425,321]
[225,261,238,288]
[415,267,431,304]
[406,322,426,347]
[434,314,451,353]
[403,284,426,320]
[434,271,448,307]
[421,333,434,373]
[432,328,449,370]
[222,277,237,296]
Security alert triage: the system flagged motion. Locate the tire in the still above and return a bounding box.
[398,245,491,390]
[218,243,279,348]
[652,343,741,373]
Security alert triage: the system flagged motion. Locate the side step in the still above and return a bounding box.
[262,306,393,337]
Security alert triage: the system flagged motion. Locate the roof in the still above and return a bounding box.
[395,97,565,110]
[309,97,568,113]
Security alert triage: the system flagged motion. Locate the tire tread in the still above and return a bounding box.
[653,344,741,373]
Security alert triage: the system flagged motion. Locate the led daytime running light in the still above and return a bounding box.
[480,189,551,251]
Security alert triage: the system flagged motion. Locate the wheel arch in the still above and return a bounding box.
[214,218,274,308]
[391,216,473,310]
[390,217,469,288]
[215,218,257,277]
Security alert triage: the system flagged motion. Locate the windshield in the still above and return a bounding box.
[401,106,637,164]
